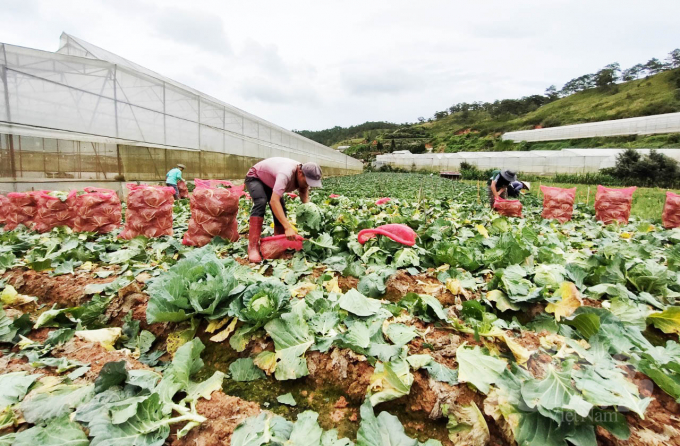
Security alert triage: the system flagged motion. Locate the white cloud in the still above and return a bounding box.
[0,0,678,131]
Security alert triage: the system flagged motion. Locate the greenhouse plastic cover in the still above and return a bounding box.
[374,148,680,175]
[503,112,680,142]
[0,33,362,174]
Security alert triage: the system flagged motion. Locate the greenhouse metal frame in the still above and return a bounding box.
[0,33,361,187]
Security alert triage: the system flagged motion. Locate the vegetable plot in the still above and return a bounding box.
[1,172,680,446]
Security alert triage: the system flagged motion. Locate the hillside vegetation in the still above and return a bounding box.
[297,50,680,160]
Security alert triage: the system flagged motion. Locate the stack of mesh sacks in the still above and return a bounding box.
[34,190,77,233]
[541,186,576,223]
[662,192,680,229]
[73,187,122,233]
[594,186,636,225]
[5,191,41,230]
[177,180,189,199]
[182,179,245,247]
[120,184,175,239]
[0,194,10,226]
[493,197,522,218]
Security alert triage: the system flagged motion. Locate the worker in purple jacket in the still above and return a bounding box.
[244,157,323,263]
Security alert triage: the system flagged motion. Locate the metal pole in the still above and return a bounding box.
[1,46,17,180]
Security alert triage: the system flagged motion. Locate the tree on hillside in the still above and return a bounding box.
[561,74,596,95]
[645,58,665,75]
[434,110,448,120]
[545,85,560,101]
[622,63,645,81]
[417,117,425,123]
[667,49,680,69]
[595,63,620,87]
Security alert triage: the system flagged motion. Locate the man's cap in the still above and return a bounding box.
[501,170,517,182]
[177,164,186,169]
[301,162,323,188]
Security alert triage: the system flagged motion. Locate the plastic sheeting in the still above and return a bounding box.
[0,35,362,183]
[374,149,680,175]
[503,113,680,142]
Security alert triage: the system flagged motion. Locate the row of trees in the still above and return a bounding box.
[294,121,400,146]
[429,49,680,122]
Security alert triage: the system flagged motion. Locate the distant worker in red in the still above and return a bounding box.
[245,157,323,263]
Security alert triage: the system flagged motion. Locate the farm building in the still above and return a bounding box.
[0,33,362,192]
[502,112,680,142]
[374,148,680,175]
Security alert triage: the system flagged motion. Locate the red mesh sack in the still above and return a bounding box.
[375,197,391,205]
[260,235,305,260]
[73,187,122,234]
[6,191,42,230]
[194,179,234,189]
[120,184,175,240]
[182,182,245,247]
[594,186,636,225]
[0,194,11,226]
[358,224,417,246]
[662,192,680,229]
[177,180,189,199]
[34,190,77,233]
[493,198,522,218]
[541,186,576,223]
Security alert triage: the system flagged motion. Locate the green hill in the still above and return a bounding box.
[424,68,680,138]
[298,68,680,160]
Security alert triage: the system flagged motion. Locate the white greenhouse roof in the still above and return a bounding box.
[0,33,362,171]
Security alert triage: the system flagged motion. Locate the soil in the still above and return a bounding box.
[171,391,262,446]
[306,349,374,402]
[52,338,152,380]
[384,270,469,306]
[337,275,359,292]
[3,268,115,307]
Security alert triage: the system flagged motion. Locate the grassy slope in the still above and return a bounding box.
[414,69,680,140]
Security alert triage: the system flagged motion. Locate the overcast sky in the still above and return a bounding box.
[2,0,678,131]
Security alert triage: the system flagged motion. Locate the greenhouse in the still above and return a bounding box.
[502,112,680,142]
[0,33,362,191]
[374,148,680,175]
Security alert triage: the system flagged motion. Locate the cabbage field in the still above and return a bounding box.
[1,172,680,446]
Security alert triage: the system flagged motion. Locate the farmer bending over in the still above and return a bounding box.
[245,157,323,263]
[487,169,517,207]
[508,180,530,198]
[166,164,185,199]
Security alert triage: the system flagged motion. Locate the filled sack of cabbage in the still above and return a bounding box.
[541,186,576,223]
[594,185,636,225]
[493,197,522,218]
[73,187,122,234]
[662,191,680,229]
[34,190,77,233]
[120,184,175,239]
[177,180,189,199]
[0,194,10,226]
[5,191,42,230]
[182,181,245,247]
